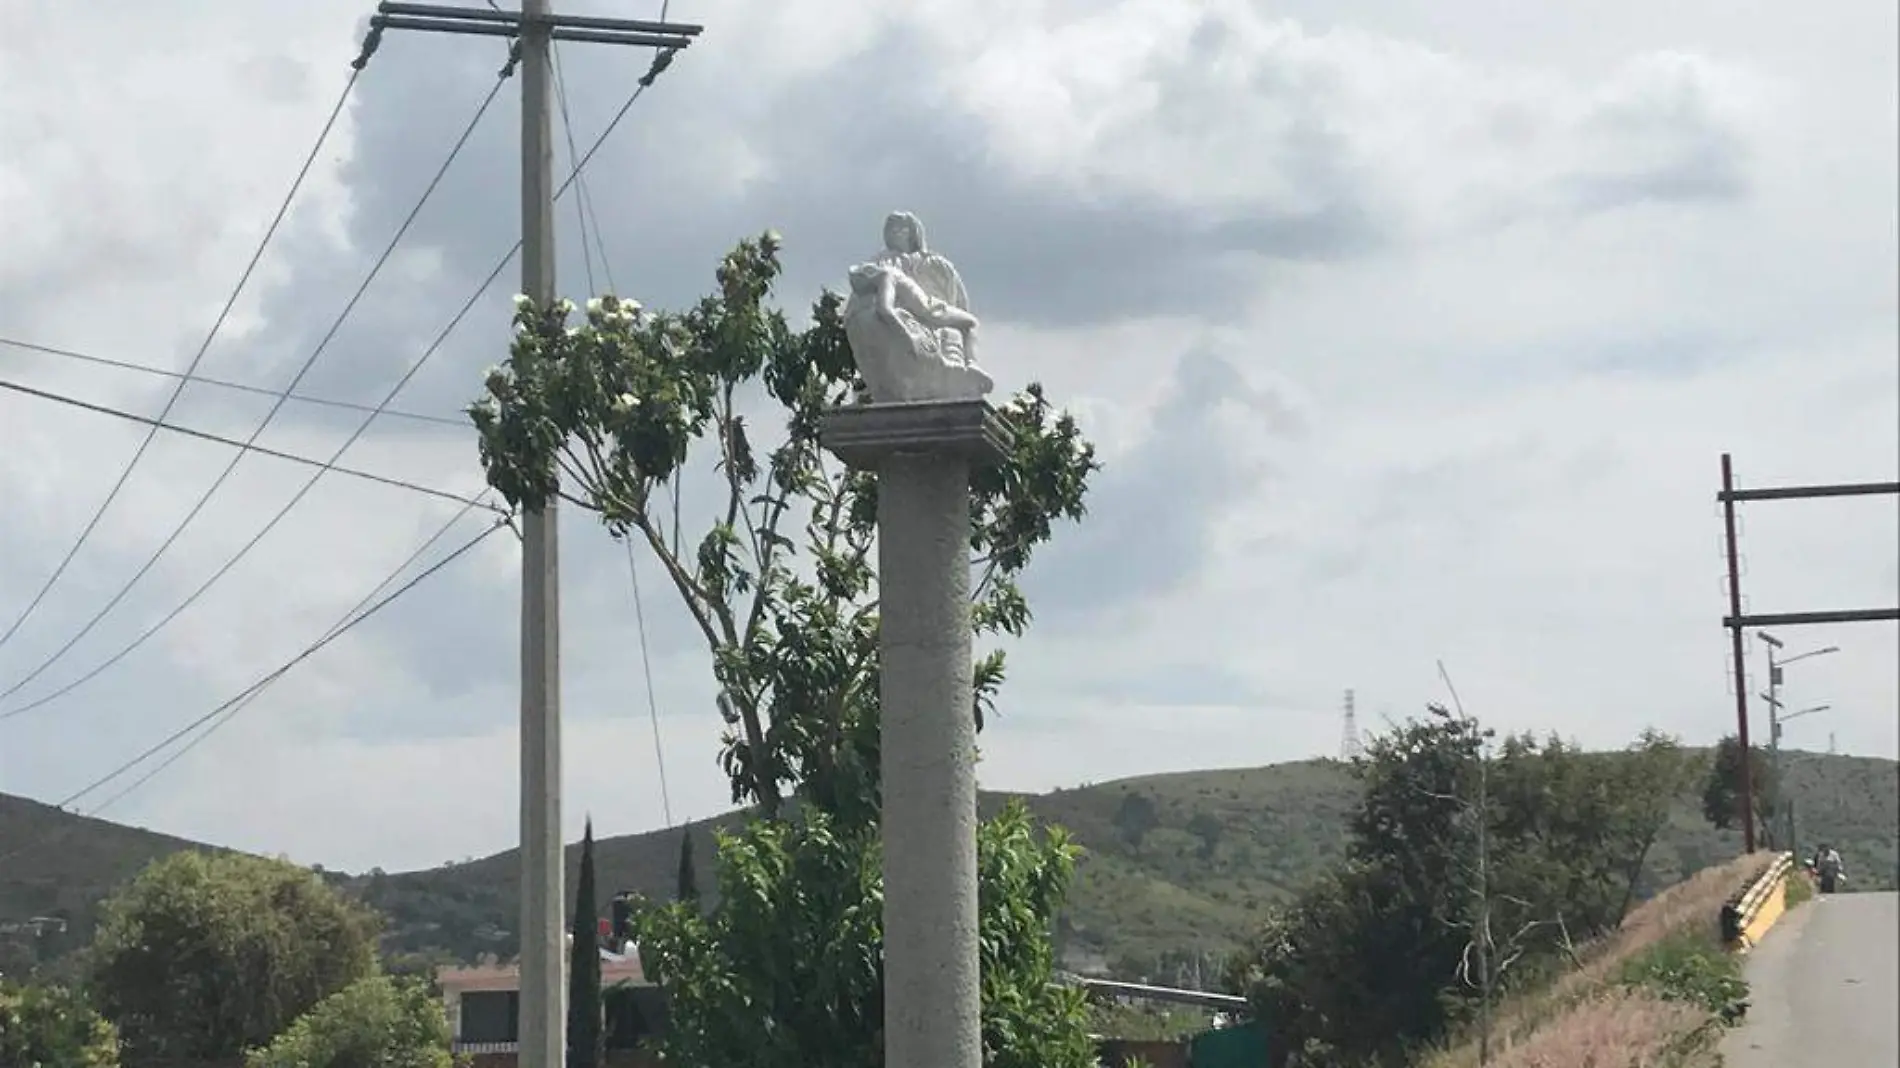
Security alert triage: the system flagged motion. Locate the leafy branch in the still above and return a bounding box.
[468,234,1097,825]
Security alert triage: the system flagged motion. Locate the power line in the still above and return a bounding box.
[552,44,619,297]
[0,70,361,658]
[552,40,669,825]
[551,33,668,817]
[0,69,512,711]
[552,44,600,295]
[82,497,499,815]
[624,541,673,826]
[0,377,493,513]
[0,336,465,427]
[0,514,507,866]
[0,48,681,723]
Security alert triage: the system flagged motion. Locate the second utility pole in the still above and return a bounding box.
[360,6,701,1065]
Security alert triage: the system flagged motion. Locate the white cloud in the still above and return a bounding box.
[941,3,1767,234]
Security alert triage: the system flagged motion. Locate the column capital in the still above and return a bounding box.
[820,399,1012,470]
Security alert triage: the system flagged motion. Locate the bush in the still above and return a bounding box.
[245,974,453,1068]
[0,981,119,1068]
[88,851,380,1063]
[1617,931,1748,1023]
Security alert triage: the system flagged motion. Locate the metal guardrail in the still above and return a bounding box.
[1721,852,1793,944]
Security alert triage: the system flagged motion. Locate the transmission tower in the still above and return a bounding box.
[1340,689,1363,761]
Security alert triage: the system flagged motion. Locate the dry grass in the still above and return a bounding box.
[1477,990,1717,1068]
[1421,852,1771,1068]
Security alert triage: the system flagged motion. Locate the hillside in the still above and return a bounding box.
[0,792,231,975]
[3,751,1895,980]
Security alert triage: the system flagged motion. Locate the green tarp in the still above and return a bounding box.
[1189,1020,1270,1068]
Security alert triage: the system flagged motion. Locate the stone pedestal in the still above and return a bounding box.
[822,399,1011,1068]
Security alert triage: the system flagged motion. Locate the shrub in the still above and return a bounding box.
[1617,931,1749,1023]
[0,981,119,1068]
[245,974,453,1068]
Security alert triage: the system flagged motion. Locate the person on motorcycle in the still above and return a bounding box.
[1813,844,1846,894]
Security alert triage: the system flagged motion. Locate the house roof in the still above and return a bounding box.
[438,945,648,993]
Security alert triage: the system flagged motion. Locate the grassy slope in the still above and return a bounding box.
[2,751,1893,977]
[1422,853,1773,1068]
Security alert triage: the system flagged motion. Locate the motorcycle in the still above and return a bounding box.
[1806,857,1847,894]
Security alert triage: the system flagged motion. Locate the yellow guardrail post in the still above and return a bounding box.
[1721,853,1795,950]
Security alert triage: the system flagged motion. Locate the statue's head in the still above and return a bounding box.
[847,262,883,292]
[882,211,925,254]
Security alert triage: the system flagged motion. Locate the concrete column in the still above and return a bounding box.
[822,399,1011,1068]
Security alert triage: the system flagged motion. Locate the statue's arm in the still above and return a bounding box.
[875,270,901,324]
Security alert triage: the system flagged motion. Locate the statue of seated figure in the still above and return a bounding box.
[843,211,993,404]
[843,261,992,403]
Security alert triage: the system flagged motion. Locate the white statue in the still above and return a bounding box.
[843,211,992,403]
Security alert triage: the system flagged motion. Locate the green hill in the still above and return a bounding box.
[3,751,1894,980]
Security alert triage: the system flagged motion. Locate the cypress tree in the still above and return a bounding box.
[676,827,699,904]
[567,818,602,1068]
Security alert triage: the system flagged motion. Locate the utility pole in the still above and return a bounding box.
[362,7,699,1065]
[1716,451,1898,852]
[517,5,563,1065]
[1719,454,1757,853]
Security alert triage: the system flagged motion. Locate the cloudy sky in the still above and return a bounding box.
[0,0,1894,873]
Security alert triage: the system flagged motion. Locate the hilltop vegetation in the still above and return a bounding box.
[5,748,1891,981]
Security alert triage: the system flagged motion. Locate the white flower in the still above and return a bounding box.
[512,294,532,311]
[555,297,577,315]
[586,297,605,315]
[612,392,640,413]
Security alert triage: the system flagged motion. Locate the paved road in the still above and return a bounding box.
[1721,890,1898,1067]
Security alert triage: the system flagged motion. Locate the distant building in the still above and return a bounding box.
[437,924,664,1058]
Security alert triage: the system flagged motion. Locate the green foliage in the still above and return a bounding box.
[1617,931,1749,1023]
[1783,868,1814,907]
[0,980,119,1068]
[1185,811,1223,862]
[470,234,1094,826]
[1114,792,1160,852]
[244,974,453,1068]
[85,851,379,1065]
[631,801,1094,1068]
[469,233,1098,1063]
[1087,997,1211,1041]
[1701,734,1776,834]
[632,812,881,1068]
[568,821,602,1068]
[1230,713,1708,1066]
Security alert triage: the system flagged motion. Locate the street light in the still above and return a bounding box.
[1782,703,1831,725]
[1754,634,1839,852]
